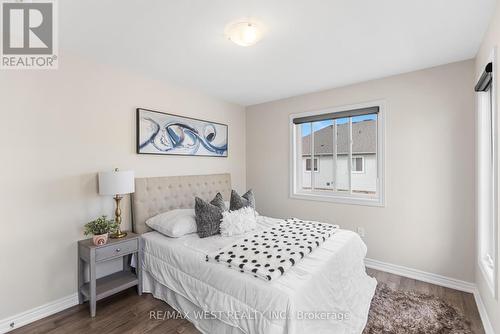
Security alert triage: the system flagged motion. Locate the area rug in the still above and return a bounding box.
[363,283,473,334]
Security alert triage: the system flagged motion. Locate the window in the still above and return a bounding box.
[352,157,364,173]
[476,56,498,297]
[305,158,319,172]
[290,102,384,206]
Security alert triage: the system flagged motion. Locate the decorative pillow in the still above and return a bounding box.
[195,193,226,238]
[211,192,227,211]
[219,207,257,237]
[145,209,196,238]
[230,189,256,211]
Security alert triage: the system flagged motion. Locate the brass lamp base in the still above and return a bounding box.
[110,194,127,239]
[110,230,127,239]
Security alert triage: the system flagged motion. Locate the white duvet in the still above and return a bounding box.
[141,216,377,334]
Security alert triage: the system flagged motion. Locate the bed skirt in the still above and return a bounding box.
[143,270,245,334]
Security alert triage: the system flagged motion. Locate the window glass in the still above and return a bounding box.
[335,118,349,192]
[300,123,312,190]
[351,115,377,195]
[313,120,333,190]
[305,158,318,171]
[352,157,363,172]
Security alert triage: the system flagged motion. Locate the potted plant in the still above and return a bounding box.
[84,215,117,246]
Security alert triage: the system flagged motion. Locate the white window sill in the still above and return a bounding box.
[290,191,385,207]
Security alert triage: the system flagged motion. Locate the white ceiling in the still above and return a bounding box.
[61,0,496,106]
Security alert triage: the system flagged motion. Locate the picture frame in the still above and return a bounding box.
[136,108,228,157]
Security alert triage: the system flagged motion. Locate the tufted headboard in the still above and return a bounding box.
[131,173,231,234]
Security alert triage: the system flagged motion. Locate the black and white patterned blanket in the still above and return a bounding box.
[206,218,338,281]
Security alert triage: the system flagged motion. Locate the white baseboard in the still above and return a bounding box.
[365,258,495,334]
[365,258,476,292]
[0,260,495,334]
[0,293,78,334]
[473,288,496,334]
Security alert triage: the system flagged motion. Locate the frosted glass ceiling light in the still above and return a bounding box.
[225,20,264,47]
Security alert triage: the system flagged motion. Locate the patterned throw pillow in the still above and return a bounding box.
[210,192,227,211]
[229,189,256,211]
[195,193,226,238]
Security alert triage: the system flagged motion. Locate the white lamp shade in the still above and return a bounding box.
[98,170,135,196]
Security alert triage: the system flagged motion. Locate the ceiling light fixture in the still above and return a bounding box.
[225,20,264,47]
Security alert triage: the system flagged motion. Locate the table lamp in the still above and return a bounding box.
[98,168,135,238]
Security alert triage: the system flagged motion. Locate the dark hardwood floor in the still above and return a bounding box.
[10,269,484,334]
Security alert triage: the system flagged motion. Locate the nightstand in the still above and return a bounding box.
[77,232,142,317]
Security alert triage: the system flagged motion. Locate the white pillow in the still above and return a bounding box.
[146,209,197,237]
[219,207,257,237]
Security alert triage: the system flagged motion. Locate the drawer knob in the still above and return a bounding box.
[115,248,121,252]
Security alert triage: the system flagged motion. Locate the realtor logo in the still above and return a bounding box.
[1,0,58,69]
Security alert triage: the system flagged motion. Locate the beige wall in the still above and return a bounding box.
[475,1,500,332]
[246,60,475,282]
[0,54,246,319]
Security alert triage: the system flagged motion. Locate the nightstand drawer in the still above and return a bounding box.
[95,239,138,262]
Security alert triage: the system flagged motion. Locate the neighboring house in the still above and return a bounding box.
[301,120,377,193]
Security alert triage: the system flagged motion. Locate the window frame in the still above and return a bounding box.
[290,100,385,207]
[476,48,498,298]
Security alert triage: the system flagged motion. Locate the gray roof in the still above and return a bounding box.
[302,120,376,156]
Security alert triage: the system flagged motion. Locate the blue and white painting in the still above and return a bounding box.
[137,108,228,157]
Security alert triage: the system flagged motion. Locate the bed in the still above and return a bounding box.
[132,173,377,334]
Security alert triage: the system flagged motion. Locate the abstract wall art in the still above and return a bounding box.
[136,108,228,157]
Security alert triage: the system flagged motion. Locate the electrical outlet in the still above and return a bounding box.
[356,227,365,238]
